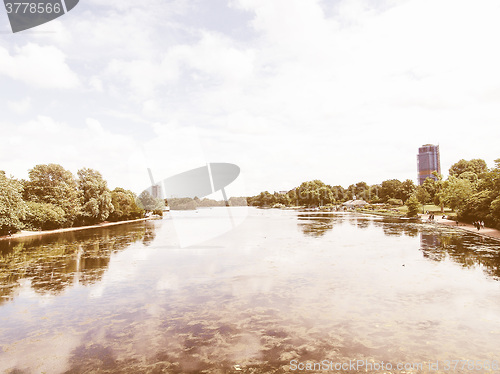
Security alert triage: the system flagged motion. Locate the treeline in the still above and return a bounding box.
[247,179,418,207]
[0,164,145,236]
[247,158,500,228]
[167,196,247,210]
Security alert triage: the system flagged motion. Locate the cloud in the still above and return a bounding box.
[0,43,79,89]
[7,97,31,114]
[2,0,500,195]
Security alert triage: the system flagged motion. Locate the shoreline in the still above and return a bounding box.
[0,218,152,241]
[419,214,500,242]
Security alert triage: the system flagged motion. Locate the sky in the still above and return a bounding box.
[1,0,500,197]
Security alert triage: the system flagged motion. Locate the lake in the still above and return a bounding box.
[1,208,500,373]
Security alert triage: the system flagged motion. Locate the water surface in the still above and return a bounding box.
[1,208,500,373]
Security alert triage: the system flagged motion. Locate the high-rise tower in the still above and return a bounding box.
[417,144,441,185]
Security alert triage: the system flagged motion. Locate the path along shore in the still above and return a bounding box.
[0,218,152,241]
[421,214,500,242]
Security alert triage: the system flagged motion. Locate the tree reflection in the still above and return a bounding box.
[0,223,154,304]
[373,219,420,238]
[420,231,500,279]
[297,213,338,237]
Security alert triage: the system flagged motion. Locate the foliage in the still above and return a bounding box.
[449,159,487,177]
[228,197,247,206]
[137,190,165,211]
[440,176,476,211]
[109,188,144,221]
[272,203,286,209]
[400,179,416,203]
[23,201,66,230]
[0,172,26,235]
[24,164,80,226]
[167,198,197,210]
[458,190,495,223]
[379,179,403,202]
[415,185,431,204]
[386,198,403,206]
[405,194,421,217]
[77,168,114,225]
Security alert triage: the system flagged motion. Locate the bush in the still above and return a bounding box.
[405,195,421,218]
[23,201,66,230]
[272,203,286,209]
[387,198,404,206]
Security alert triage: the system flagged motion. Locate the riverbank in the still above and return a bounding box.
[420,214,500,242]
[0,218,152,241]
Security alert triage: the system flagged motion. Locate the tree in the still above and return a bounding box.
[24,164,80,226]
[24,201,66,230]
[380,179,403,201]
[0,172,26,235]
[490,196,500,229]
[415,185,431,205]
[405,194,421,217]
[459,190,495,223]
[449,159,488,177]
[137,190,164,211]
[400,179,416,203]
[109,188,144,221]
[440,176,476,211]
[77,168,114,225]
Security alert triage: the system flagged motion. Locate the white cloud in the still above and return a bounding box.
[7,97,31,114]
[2,0,500,194]
[0,43,79,89]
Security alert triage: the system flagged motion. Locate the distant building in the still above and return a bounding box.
[151,184,162,199]
[417,144,441,185]
[342,200,368,209]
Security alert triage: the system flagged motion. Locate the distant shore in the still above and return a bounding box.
[420,214,500,242]
[0,218,152,241]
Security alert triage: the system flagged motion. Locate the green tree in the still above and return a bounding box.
[415,185,431,204]
[400,179,416,203]
[137,190,164,211]
[490,196,500,229]
[24,201,66,230]
[0,171,26,235]
[109,188,144,221]
[24,164,80,226]
[440,176,476,211]
[405,194,421,217]
[77,168,114,225]
[459,190,495,223]
[380,179,403,201]
[449,159,488,177]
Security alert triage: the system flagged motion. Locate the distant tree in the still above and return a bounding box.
[228,197,247,206]
[24,164,80,226]
[449,159,488,177]
[137,190,165,211]
[77,168,114,225]
[459,190,495,223]
[440,176,476,211]
[405,194,421,217]
[415,185,431,204]
[109,188,144,221]
[380,179,403,201]
[400,179,416,203]
[490,196,500,229]
[0,172,26,235]
[421,177,438,201]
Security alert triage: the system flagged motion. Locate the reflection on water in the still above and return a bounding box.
[297,212,340,237]
[0,222,153,305]
[1,209,500,373]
